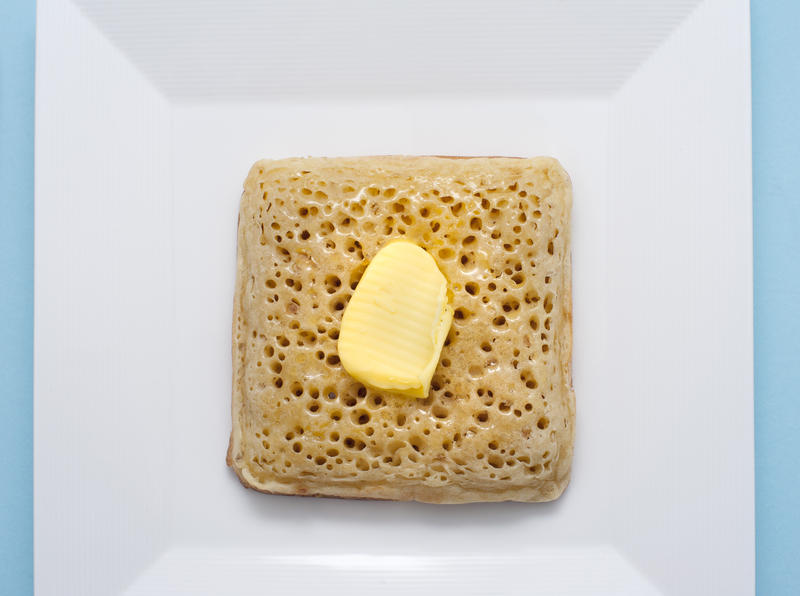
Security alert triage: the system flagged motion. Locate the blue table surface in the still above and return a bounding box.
[2,1,799,594]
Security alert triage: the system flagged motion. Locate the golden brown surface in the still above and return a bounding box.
[228,156,574,503]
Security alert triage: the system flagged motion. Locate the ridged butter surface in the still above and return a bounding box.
[338,240,453,398]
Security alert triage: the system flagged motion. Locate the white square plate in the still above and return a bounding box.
[34,0,753,594]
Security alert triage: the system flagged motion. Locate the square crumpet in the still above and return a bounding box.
[228,156,574,503]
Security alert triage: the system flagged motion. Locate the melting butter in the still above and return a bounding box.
[337,240,453,398]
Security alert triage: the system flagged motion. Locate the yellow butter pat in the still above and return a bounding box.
[337,240,453,398]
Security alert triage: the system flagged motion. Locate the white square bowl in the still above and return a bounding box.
[34,0,753,594]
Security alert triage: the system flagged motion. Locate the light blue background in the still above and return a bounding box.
[1,1,798,594]
[1,0,35,594]
[751,2,800,594]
